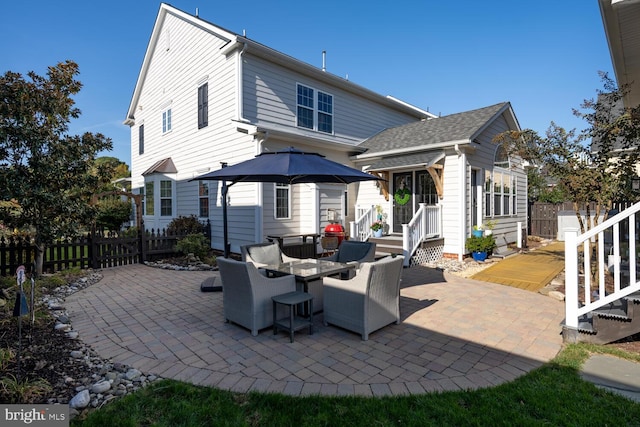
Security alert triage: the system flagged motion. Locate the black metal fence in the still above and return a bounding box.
[0,221,211,276]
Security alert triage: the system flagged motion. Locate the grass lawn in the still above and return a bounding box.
[72,344,640,426]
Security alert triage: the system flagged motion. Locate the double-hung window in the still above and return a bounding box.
[199,181,209,218]
[145,182,154,215]
[485,145,518,217]
[297,84,333,134]
[274,183,291,219]
[160,180,172,216]
[198,83,208,129]
[162,108,172,133]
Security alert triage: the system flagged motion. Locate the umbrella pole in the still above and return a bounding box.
[222,181,230,258]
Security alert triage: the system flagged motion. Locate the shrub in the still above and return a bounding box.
[167,215,204,235]
[175,234,210,259]
[96,198,132,231]
[465,235,496,253]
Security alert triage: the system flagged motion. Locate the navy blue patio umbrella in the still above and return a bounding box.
[193,147,383,257]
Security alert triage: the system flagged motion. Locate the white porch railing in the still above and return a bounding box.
[402,203,442,266]
[350,203,442,267]
[564,202,640,333]
[350,205,375,242]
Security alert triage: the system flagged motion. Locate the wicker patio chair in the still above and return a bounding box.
[217,257,296,336]
[322,255,404,340]
[240,242,298,267]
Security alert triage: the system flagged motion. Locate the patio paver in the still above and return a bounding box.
[64,263,565,397]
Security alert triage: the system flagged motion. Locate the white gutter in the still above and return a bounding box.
[352,139,472,161]
[455,144,466,261]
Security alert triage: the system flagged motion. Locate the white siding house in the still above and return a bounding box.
[352,103,528,260]
[125,4,527,262]
[124,3,431,255]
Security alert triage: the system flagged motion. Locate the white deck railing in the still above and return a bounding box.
[350,205,375,242]
[351,203,442,267]
[402,203,442,266]
[564,202,640,331]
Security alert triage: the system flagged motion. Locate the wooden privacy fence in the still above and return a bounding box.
[529,201,636,240]
[0,222,211,276]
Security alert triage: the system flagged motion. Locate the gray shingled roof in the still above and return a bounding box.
[358,102,509,154]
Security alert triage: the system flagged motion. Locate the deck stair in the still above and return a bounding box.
[575,292,640,344]
[369,235,403,259]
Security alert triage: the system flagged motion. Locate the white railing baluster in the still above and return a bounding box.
[564,202,640,336]
[584,239,591,305]
[565,229,579,329]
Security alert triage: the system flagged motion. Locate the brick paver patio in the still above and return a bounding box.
[65,263,565,396]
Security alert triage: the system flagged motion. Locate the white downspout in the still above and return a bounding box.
[236,42,248,122]
[455,144,466,261]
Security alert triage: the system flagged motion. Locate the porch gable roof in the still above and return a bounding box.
[355,102,513,157]
[366,151,445,172]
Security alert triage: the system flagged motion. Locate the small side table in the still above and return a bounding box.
[272,291,313,343]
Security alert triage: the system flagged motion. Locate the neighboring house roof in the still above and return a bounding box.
[599,0,640,107]
[142,158,177,176]
[125,3,434,126]
[354,102,517,159]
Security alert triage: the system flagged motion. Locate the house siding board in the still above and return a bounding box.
[243,55,421,143]
[466,114,528,251]
[441,151,463,255]
[129,11,237,194]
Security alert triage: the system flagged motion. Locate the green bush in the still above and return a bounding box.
[167,215,204,235]
[465,235,496,253]
[96,198,132,231]
[175,234,210,259]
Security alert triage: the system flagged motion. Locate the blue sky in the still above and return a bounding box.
[0,1,613,166]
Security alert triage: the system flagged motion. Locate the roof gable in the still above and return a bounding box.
[125,3,433,126]
[142,158,177,176]
[356,102,519,156]
[125,3,236,125]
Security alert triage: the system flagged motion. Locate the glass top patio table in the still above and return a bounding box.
[261,258,354,284]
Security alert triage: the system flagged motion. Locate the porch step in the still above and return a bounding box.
[369,236,403,259]
[573,292,640,344]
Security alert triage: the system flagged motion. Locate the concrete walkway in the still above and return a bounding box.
[65,264,565,396]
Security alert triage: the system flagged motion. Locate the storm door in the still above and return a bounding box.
[392,173,413,233]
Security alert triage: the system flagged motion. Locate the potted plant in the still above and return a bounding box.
[472,224,484,237]
[370,220,384,238]
[465,234,496,262]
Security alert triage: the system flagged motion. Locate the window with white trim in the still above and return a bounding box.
[160,180,172,216]
[138,124,144,155]
[485,145,517,217]
[296,84,333,134]
[197,83,208,129]
[145,182,154,215]
[162,108,172,133]
[199,181,209,218]
[274,183,291,219]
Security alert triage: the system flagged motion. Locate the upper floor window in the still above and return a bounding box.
[274,183,291,219]
[198,83,208,129]
[138,124,144,155]
[296,84,333,134]
[162,108,172,134]
[160,180,172,216]
[198,181,209,218]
